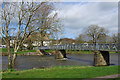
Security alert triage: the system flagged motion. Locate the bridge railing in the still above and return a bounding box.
[38,44,119,51]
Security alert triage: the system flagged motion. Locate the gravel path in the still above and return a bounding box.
[83,74,120,80]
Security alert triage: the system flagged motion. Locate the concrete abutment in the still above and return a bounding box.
[94,51,110,66]
[55,50,67,59]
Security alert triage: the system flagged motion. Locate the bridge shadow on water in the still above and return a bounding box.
[109,64,116,66]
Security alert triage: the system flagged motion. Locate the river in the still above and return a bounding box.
[1,53,119,70]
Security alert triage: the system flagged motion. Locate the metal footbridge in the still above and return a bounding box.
[39,44,119,51]
[38,43,119,66]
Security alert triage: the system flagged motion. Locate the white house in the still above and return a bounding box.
[0,45,6,48]
[32,40,52,47]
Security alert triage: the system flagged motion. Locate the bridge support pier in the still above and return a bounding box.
[38,50,46,55]
[55,50,67,59]
[59,50,67,58]
[94,51,110,66]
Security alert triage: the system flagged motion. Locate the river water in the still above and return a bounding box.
[2,53,119,70]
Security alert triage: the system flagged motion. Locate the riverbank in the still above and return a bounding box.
[1,48,119,56]
[0,48,36,56]
[2,65,119,79]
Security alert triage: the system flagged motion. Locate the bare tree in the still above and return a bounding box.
[0,2,62,69]
[11,2,48,68]
[86,25,108,44]
[0,2,16,69]
[75,34,86,43]
[32,2,62,46]
[111,33,118,44]
[0,2,49,68]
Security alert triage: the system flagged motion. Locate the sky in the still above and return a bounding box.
[55,2,118,39]
[0,1,118,39]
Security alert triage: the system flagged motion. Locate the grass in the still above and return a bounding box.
[44,49,53,53]
[1,48,119,56]
[1,48,36,55]
[66,50,94,54]
[44,49,119,54]
[2,65,119,78]
[109,51,120,54]
[66,50,120,54]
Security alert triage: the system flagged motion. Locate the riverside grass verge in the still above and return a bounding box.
[1,48,120,56]
[1,48,36,55]
[2,66,119,78]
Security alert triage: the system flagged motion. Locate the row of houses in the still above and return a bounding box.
[0,38,76,48]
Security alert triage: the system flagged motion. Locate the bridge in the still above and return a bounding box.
[38,44,119,67]
[39,44,118,51]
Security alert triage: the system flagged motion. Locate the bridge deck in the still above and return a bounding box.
[38,44,119,51]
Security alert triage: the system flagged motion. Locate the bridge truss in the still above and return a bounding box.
[39,44,119,51]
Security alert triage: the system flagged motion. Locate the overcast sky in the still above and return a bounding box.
[0,1,118,39]
[55,2,118,39]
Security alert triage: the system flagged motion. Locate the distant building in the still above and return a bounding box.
[23,33,52,47]
[32,40,52,46]
[59,38,75,44]
[0,45,6,48]
[23,44,28,47]
[10,40,15,46]
[83,43,88,46]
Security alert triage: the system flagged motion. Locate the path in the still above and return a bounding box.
[83,74,120,80]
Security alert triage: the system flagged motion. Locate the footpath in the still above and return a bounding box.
[83,74,120,80]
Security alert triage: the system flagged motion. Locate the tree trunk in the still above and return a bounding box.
[12,46,18,68]
[41,40,44,47]
[12,53,17,68]
[27,39,33,50]
[7,40,12,69]
[8,54,12,69]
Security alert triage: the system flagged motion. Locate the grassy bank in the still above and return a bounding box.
[1,48,36,55]
[45,49,120,54]
[2,66,119,78]
[66,50,94,54]
[1,48,119,56]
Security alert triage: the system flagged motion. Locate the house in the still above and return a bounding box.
[0,45,6,48]
[59,38,75,44]
[24,32,52,47]
[32,40,52,46]
[10,40,15,46]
